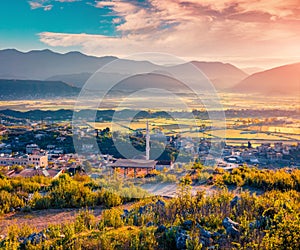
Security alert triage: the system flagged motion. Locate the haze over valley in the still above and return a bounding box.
[0,49,299,104]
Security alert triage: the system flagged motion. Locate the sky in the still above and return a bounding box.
[0,0,300,68]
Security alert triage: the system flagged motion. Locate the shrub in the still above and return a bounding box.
[74,209,96,232]
[101,208,124,229]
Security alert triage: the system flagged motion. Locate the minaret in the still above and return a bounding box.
[146,120,150,160]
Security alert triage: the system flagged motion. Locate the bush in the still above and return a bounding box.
[0,190,24,214]
[221,167,300,191]
[100,190,122,208]
[101,208,124,229]
[31,192,51,210]
[74,209,96,232]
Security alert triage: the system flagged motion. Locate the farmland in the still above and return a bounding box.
[1,92,299,146]
[0,92,299,111]
[88,116,300,146]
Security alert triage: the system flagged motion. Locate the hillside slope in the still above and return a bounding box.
[0,79,79,100]
[233,63,300,95]
[168,61,248,89]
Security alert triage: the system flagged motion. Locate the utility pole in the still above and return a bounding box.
[146,120,150,160]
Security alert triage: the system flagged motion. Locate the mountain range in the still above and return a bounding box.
[0,49,247,90]
[0,49,299,99]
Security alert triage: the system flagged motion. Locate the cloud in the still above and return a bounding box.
[96,1,138,14]
[55,0,81,2]
[28,1,53,11]
[112,18,122,24]
[38,0,300,66]
[28,0,80,10]
[39,32,140,55]
[43,5,53,11]
[28,1,43,9]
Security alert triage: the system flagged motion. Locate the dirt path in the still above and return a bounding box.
[0,202,136,236]
[0,207,104,235]
[141,183,218,197]
[141,183,264,198]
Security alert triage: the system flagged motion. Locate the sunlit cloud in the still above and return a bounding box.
[38,0,300,67]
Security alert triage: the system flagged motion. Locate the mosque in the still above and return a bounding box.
[108,121,157,177]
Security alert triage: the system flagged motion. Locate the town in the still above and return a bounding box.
[1,111,299,180]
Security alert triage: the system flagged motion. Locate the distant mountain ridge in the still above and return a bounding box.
[0,49,248,90]
[0,79,79,100]
[233,62,300,95]
[1,49,298,96]
[0,49,117,80]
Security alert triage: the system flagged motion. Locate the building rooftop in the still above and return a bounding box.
[9,168,62,178]
[108,159,157,168]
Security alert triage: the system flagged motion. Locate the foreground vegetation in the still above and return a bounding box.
[213,166,300,191]
[0,173,149,215]
[0,167,300,249]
